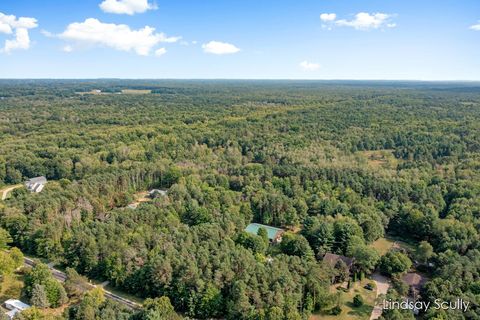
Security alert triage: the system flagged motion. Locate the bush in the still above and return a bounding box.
[329,306,342,315]
[353,294,364,307]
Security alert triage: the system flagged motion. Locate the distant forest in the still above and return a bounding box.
[1,80,480,320]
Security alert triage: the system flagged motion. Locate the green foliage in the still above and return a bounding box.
[24,263,68,307]
[379,251,412,276]
[416,240,434,264]
[236,231,267,254]
[9,247,24,269]
[0,251,16,276]
[348,242,380,274]
[353,294,364,307]
[329,305,342,315]
[280,233,314,259]
[142,296,181,320]
[31,284,50,308]
[1,81,480,319]
[0,227,13,249]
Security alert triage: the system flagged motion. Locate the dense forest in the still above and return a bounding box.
[1,80,480,320]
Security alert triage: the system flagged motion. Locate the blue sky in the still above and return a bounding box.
[0,0,479,79]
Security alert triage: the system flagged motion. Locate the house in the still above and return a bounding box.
[402,272,426,297]
[148,189,168,198]
[25,176,47,193]
[323,253,354,269]
[323,253,355,282]
[245,223,284,243]
[4,299,30,319]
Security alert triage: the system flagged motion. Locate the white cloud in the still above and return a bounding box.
[202,41,240,55]
[320,12,396,31]
[41,29,54,37]
[99,0,157,15]
[300,61,320,71]
[320,13,336,22]
[58,18,180,56]
[470,22,480,31]
[154,47,166,56]
[63,45,73,53]
[0,12,38,53]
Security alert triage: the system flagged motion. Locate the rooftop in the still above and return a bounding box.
[25,176,47,185]
[4,299,30,311]
[402,272,426,288]
[323,253,354,268]
[245,223,284,240]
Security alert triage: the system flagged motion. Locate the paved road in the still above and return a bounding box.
[24,257,141,310]
[370,273,390,320]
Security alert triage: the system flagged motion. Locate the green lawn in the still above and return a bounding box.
[370,237,395,256]
[311,279,376,320]
[370,236,417,257]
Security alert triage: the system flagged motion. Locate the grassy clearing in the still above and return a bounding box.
[311,279,376,320]
[357,149,398,169]
[121,89,152,94]
[104,284,144,305]
[370,238,395,256]
[385,235,417,253]
[370,236,417,257]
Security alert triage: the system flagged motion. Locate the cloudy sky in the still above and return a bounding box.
[1,0,479,79]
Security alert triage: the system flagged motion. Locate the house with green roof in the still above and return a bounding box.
[245,223,285,244]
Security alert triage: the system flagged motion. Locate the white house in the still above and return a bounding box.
[25,176,47,193]
[148,189,168,198]
[4,299,30,319]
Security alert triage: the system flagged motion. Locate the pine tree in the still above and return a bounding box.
[31,284,50,308]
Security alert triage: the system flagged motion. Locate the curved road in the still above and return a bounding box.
[24,257,141,310]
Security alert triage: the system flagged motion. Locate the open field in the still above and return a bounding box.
[121,89,152,94]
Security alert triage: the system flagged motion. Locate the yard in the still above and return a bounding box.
[370,236,416,256]
[370,237,395,256]
[310,279,377,320]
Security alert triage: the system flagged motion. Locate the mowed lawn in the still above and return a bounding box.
[310,279,377,320]
[370,236,417,256]
[370,237,395,256]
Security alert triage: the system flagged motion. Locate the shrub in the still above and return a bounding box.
[353,294,364,307]
[329,306,342,315]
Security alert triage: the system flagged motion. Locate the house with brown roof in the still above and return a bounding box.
[323,253,354,269]
[323,253,355,283]
[402,272,427,297]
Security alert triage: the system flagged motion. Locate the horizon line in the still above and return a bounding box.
[1,78,480,82]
